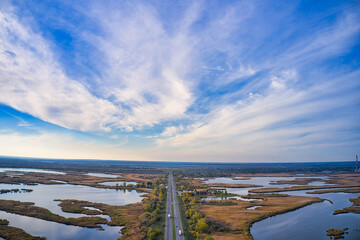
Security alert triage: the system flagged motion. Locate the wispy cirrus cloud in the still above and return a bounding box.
[0,9,121,132]
[0,0,359,161]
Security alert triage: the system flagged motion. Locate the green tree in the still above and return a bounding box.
[197,219,209,233]
[147,227,161,240]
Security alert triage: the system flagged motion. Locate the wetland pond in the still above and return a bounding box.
[99,181,137,186]
[86,173,121,178]
[0,168,145,240]
[204,177,360,240]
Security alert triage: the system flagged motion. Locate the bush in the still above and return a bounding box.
[197,219,209,234]
[0,219,9,225]
[147,227,162,239]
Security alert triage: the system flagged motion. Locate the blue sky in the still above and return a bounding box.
[0,0,359,162]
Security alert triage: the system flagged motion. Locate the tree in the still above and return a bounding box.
[147,227,161,240]
[205,237,214,240]
[197,219,209,234]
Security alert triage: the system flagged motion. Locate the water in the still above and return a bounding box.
[0,183,144,218]
[0,167,145,240]
[86,173,121,178]
[204,176,329,187]
[200,196,261,202]
[203,176,360,240]
[205,177,332,196]
[0,168,65,175]
[99,181,137,186]
[251,192,360,240]
[0,211,122,240]
[247,206,262,210]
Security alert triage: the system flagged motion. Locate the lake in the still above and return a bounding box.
[99,181,137,186]
[0,211,122,240]
[86,173,121,178]
[0,168,65,175]
[251,191,360,240]
[0,168,145,240]
[204,176,360,240]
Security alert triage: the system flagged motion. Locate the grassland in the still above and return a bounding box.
[198,195,323,240]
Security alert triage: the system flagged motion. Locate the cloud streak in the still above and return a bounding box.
[0,0,359,161]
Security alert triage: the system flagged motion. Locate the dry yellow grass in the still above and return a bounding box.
[199,195,323,240]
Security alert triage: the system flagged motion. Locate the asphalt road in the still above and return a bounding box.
[164,173,173,240]
[165,173,184,240]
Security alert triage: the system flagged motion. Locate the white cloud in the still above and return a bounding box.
[271,69,297,90]
[156,68,360,161]
[160,125,184,138]
[0,10,120,132]
[0,1,359,162]
[82,2,198,129]
[0,2,203,132]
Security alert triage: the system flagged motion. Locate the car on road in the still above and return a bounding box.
[178,230,182,236]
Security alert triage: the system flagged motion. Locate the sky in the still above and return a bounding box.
[0,0,359,162]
